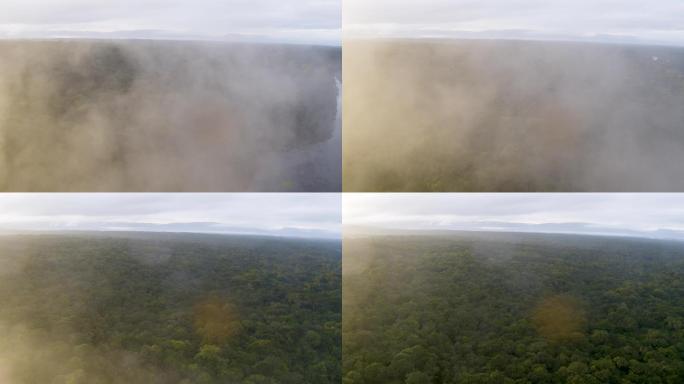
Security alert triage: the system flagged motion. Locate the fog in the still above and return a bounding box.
[344,39,684,191]
[0,323,178,383]
[0,235,186,383]
[0,39,341,191]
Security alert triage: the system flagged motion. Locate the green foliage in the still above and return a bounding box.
[0,233,341,383]
[343,232,684,383]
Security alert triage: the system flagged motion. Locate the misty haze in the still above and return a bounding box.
[0,232,341,383]
[0,40,341,191]
[344,39,684,192]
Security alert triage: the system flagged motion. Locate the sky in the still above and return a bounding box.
[0,0,340,45]
[345,0,684,46]
[344,194,684,240]
[0,194,341,239]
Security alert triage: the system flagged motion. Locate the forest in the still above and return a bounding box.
[343,231,684,383]
[0,232,341,384]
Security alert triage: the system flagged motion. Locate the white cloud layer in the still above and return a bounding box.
[0,193,341,239]
[344,194,684,240]
[0,0,341,45]
[345,0,684,46]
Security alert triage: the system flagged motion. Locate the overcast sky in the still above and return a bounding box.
[0,194,341,239]
[0,0,340,45]
[345,0,684,46]
[344,194,684,240]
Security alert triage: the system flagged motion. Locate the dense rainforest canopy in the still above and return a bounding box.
[343,231,684,384]
[0,232,341,384]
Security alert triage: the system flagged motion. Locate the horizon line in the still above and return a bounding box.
[0,35,342,47]
[343,226,684,243]
[0,228,341,241]
[342,35,684,49]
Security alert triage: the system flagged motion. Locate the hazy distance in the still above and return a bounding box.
[344,193,684,241]
[0,193,341,239]
[0,0,341,45]
[345,0,684,46]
